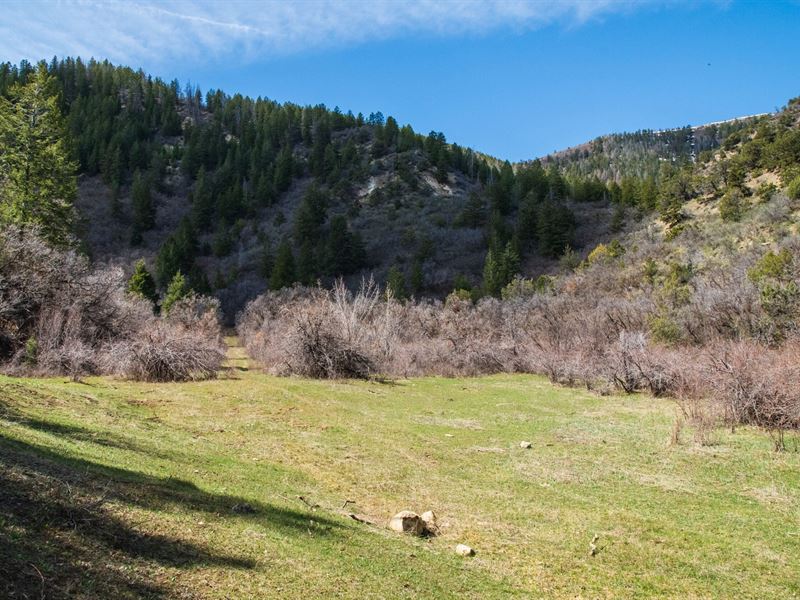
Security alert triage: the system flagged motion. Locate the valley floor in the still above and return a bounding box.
[1,343,799,598]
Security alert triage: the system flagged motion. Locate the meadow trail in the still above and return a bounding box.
[222,334,251,374]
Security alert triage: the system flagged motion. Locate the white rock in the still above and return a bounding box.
[455,543,475,556]
[420,510,439,535]
[389,510,425,536]
[519,441,532,449]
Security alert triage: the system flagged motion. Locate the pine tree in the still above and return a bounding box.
[325,215,349,275]
[640,178,659,211]
[162,270,190,315]
[0,63,77,246]
[536,200,575,258]
[258,240,274,280]
[516,194,538,247]
[155,217,197,286]
[349,231,367,271]
[384,116,399,147]
[131,169,155,245]
[410,259,424,295]
[488,161,515,214]
[274,146,293,192]
[482,241,520,297]
[386,265,407,300]
[610,203,626,233]
[500,240,520,285]
[482,247,503,297]
[297,240,317,285]
[294,186,328,244]
[190,166,214,230]
[325,215,365,275]
[127,259,158,307]
[546,166,567,201]
[270,240,296,290]
[455,191,486,228]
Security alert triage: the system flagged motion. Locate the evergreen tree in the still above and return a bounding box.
[384,116,399,147]
[536,200,575,258]
[190,166,214,230]
[500,240,520,285]
[658,163,694,229]
[211,224,234,257]
[258,239,274,280]
[274,146,293,192]
[294,186,328,244]
[270,240,296,290]
[610,203,626,233]
[325,214,365,275]
[162,270,190,315]
[409,259,424,295]
[482,241,520,297]
[386,265,407,300]
[482,246,503,297]
[127,259,158,307]
[620,177,638,206]
[349,231,367,272]
[546,166,567,201]
[0,63,77,246]
[515,193,538,247]
[638,177,658,211]
[297,240,317,285]
[455,191,486,228]
[488,161,515,214]
[155,217,197,286]
[131,169,154,245]
[453,274,472,293]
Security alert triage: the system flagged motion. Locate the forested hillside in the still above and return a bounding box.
[1,58,596,318]
[1,58,797,321]
[538,117,762,181]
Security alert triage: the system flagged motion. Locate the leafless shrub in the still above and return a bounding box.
[238,279,399,379]
[603,331,648,393]
[291,310,375,378]
[165,293,224,341]
[706,339,800,449]
[391,296,515,377]
[0,226,224,381]
[104,319,225,382]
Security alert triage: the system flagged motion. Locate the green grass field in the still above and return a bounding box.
[1,343,799,598]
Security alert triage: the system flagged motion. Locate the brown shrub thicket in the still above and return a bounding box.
[238,262,800,444]
[0,227,224,381]
[705,340,800,449]
[103,295,226,382]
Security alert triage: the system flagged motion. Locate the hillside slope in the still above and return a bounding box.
[1,59,795,321]
[2,58,610,318]
[536,116,764,182]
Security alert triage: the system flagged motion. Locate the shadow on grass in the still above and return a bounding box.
[0,390,187,461]
[0,430,343,599]
[2,409,180,463]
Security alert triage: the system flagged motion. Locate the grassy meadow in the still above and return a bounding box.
[1,343,799,599]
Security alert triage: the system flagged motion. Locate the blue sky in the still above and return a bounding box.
[2,1,799,161]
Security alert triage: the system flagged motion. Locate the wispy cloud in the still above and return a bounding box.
[1,0,659,67]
